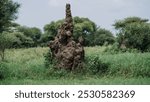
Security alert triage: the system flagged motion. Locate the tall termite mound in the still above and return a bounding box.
[48,4,84,70]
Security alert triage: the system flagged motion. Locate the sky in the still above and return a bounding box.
[13,0,150,33]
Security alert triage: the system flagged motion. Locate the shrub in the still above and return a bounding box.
[0,32,18,61]
[44,49,54,68]
[104,43,140,54]
[44,49,110,77]
[44,49,69,78]
[104,43,120,54]
[85,55,109,75]
[0,62,9,80]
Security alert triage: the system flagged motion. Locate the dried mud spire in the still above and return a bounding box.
[49,4,84,70]
[65,3,73,33]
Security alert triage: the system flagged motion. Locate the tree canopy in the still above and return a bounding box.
[43,16,114,46]
[0,0,20,61]
[114,17,150,52]
[13,26,42,47]
[0,0,20,33]
[0,31,17,60]
[94,28,115,46]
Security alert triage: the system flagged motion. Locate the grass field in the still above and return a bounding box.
[0,46,150,85]
[1,77,150,85]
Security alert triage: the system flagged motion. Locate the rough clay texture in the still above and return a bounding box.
[48,4,84,70]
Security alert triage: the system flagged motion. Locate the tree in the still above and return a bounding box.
[124,23,150,51]
[29,27,42,46]
[43,16,97,46]
[44,21,58,39]
[43,20,64,42]
[12,32,34,48]
[94,28,115,46]
[43,16,115,46]
[73,17,96,46]
[113,17,148,30]
[0,0,20,33]
[0,32,17,61]
[114,17,150,52]
[16,26,42,47]
[0,0,20,60]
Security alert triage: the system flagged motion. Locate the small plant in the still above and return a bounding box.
[0,62,9,80]
[104,42,140,54]
[85,55,109,75]
[44,49,54,68]
[104,43,120,54]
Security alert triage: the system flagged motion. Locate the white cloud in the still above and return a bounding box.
[48,0,71,7]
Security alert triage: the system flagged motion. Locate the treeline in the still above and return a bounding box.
[1,0,150,61]
[0,17,115,48]
[2,16,150,51]
[42,17,115,46]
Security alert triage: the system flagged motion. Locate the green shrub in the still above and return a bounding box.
[104,43,140,54]
[44,49,54,68]
[0,62,9,80]
[85,55,109,75]
[104,43,120,54]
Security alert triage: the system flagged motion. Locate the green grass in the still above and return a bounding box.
[1,77,150,85]
[0,46,150,84]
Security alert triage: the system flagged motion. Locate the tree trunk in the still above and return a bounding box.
[0,49,5,61]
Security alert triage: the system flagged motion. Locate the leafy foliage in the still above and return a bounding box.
[0,32,18,60]
[0,47,150,82]
[85,55,109,75]
[124,23,150,52]
[42,16,114,46]
[16,26,42,47]
[94,28,115,46]
[12,32,34,48]
[73,17,96,45]
[44,49,53,68]
[0,62,9,80]
[0,0,20,32]
[114,17,150,52]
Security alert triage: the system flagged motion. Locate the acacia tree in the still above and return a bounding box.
[0,0,20,32]
[43,17,96,45]
[0,32,17,60]
[43,17,114,46]
[94,28,115,46]
[114,17,150,52]
[17,26,42,47]
[0,0,20,61]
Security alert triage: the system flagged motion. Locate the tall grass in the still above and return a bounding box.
[0,46,150,81]
[86,46,150,77]
[1,47,48,79]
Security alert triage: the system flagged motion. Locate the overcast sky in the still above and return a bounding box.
[13,0,150,33]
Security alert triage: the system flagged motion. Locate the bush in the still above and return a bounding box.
[44,48,110,77]
[104,43,140,54]
[0,32,18,61]
[44,49,54,68]
[85,55,109,75]
[0,62,9,80]
[104,43,120,54]
[44,49,69,78]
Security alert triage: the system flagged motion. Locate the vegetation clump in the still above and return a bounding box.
[85,55,109,75]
